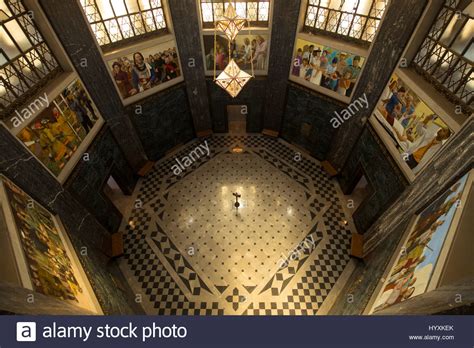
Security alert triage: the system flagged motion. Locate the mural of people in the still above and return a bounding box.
[374,74,453,175]
[59,80,99,138]
[108,43,181,100]
[131,51,155,92]
[112,61,137,99]
[16,80,99,177]
[291,39,365,98]
[253,35,268,70]
[372,173,469,312]
[203,34,269,72]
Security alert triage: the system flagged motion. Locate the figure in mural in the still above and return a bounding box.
[375,74,453,175]
[343,55,362,95]
[299,58,313,81]
[78,88,98,121]
[16,80,97,177]
[242,37,253,64]
[292,48,303,76]
[132,52,155,92]
[309,49,322,85]
[164,52,179,81]
[206,48,215,70]
[66,92,93,133]
[253,35,268,70]
[404,116,452,170]
[324,57,339,91]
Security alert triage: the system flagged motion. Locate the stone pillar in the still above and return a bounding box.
[0,125,136,314]
[38,0,148,172]
[168,0,213,137]
[326,0,428,171]
[263,0,302,134]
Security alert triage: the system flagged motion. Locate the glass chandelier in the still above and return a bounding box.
[213,1,254,98]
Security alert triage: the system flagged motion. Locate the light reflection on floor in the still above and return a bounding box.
[120,135,353,315]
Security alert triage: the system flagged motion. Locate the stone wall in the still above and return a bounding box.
[338,125,409,233]
[207,78,266,133]
[280,83,344,160]
[168,0,213,134]
[263,0,302,131]
[65,126,137,233]
[126,84,196,160]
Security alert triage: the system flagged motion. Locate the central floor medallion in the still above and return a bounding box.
[161,151,314,290]
[121,135,352,315]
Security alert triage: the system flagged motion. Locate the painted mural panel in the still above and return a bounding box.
[373,73,453,177]
[106,40,182,100]
[15,80,99,176]
[203,34,270,73]
[371,172,470,312]
[0,176,100,312]
[290,38,366,98]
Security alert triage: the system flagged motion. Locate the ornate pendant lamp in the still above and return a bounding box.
[213,1,254,98]
[216,3,247,41]
[215,59,252,98]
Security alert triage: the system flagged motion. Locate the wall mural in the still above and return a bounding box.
[0,176,99,312]
[16,80,99,177]
[373,73,453,176]
[371,172,470,313]
[107,41,182,100]
[290,38,365,98]
[203,34,269,72]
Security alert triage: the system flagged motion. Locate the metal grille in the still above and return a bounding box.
[80,0,168,49]
[0,0,61,119]
[412,0,473,114]
[200,0,270,28]
[303,0,388,44]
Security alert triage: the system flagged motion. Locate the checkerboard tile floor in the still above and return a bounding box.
[119,134,353,315]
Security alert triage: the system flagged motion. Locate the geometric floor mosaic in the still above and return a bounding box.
[119,134,353,315]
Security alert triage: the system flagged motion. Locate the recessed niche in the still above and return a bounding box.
[227,105,247,134]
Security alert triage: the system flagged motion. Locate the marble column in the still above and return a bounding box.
[263,0,302,133]
[326,0,428,172]
[0,125,136,314]
[168,0,213,136]
[38,0,148,172]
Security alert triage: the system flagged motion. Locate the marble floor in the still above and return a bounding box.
[119,135,354,315]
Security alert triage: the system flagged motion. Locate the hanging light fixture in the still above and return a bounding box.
[213,1,254,98]
[215,59,252,98]
[216,2,247,41]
